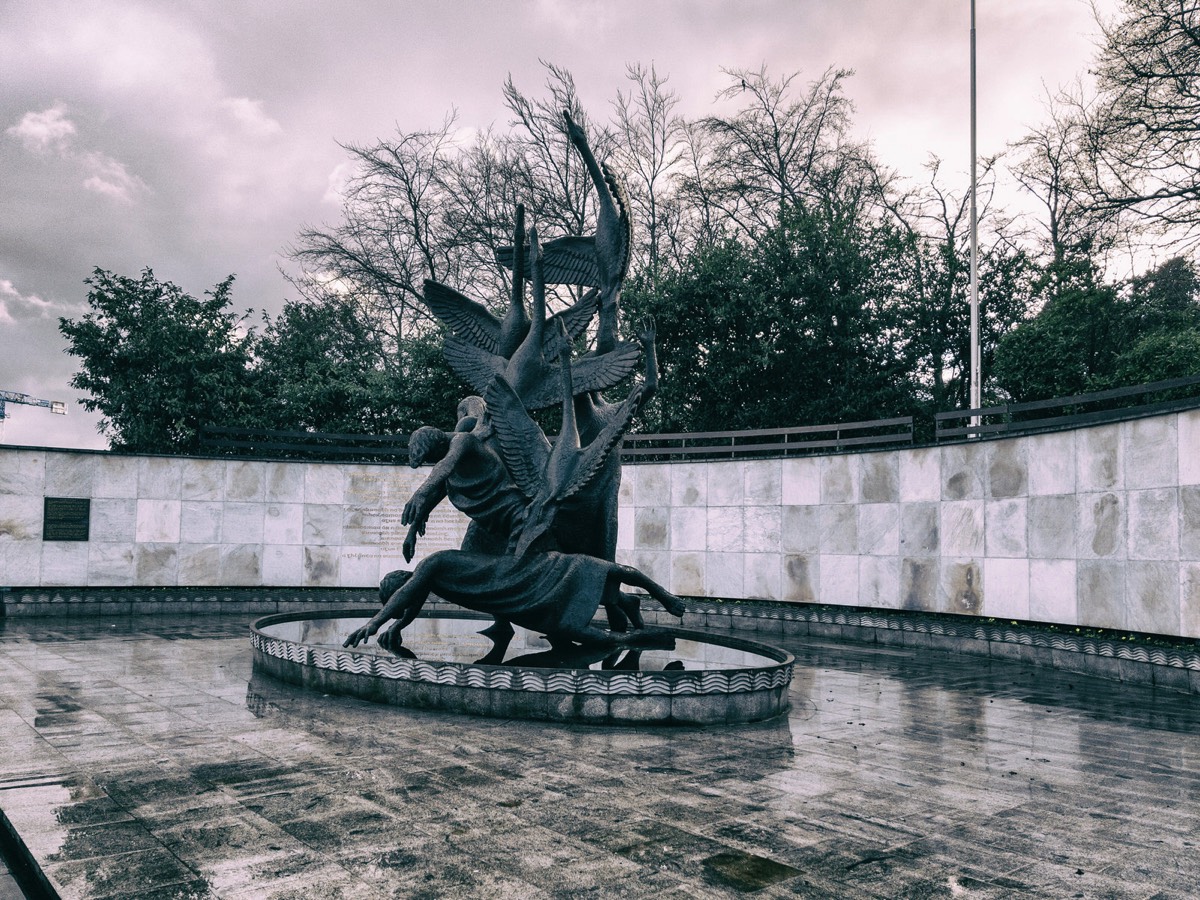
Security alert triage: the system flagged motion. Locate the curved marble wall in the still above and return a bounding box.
[2,408,1198,638]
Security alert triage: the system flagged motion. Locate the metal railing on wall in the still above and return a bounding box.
[196,375,1200,464]
[935,374,1200,442]
[199,425,409,463]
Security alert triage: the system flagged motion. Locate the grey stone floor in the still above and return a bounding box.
[1,617,1198,899]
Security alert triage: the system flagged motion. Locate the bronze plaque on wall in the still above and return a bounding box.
[43,497,91,541]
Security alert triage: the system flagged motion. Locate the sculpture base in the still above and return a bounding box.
[251,610,793,726]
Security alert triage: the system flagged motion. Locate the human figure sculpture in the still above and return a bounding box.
[352,106,676,654]
[344,550,683,652]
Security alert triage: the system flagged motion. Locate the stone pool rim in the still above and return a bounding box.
[250,609,794,726]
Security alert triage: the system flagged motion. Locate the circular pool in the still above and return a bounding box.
[251,610,793,725]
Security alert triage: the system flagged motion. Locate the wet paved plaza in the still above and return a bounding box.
[1,615,1198,899]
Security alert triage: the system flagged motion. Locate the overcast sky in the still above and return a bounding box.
[1,0,1114,450]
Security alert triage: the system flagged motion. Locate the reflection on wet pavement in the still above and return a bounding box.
[1,616,1198,898]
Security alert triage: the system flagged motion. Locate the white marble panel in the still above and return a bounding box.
[670,507,707,552]
[265,461,306,503]
[616,506,635,552]
[706,507,744,553]
[820,455,858,504]
[744,460,781,505]
[1026,431,1076,496]
[781,457,820,505]
[1180,409,1200,486]
[705,551,744,597]
[783,554,817,603]
[859,556,899,609]
[985,499,1027,558]
[859,454,898,503]
[618,469,635,506]
[986,441,1027,499]
[222,461,264,502]
[1077,560,1126,630]
[135,499,181,544]
[1123,416,1177,490]
[899,447,940,502]
[941,443,985,501]
[819,505,857,555]
[1126,488,1178,560]
[221,544,263,585]
[744,553,782,600]
[177,544,222,586]
[138,457,182,500]
[0,496,43,541]
[91,499,136,543]
[0,449,45,496]
[264,503,304,546]
[1076,492,1125,559]
[304,504,344,546]
[222,502,266,544]
[304,464,345,505]
[263,545,304,586]
[340,547,380,588]
[1076,424,1122,492]
[1027,495,1075,559]
[92,456,139,499]
[87,547,135,588]
[634,465,670,507]
[136,544,179,585]
[706,461,744,506]
[1183,486,1200,560]
[670,464,707,507]
[899,503,939,555]
[819,554,860,605]
[1182,562,1200,638]
[180,459,226,501]
[0,540,42,584]
[982,558,1029,620]
[42,542,89,585]
[743,506,782,553]
[940,501,984,557]
[857,504,899,556]
[1028,559,1077,625]
[781,505,820,554]
[303,545,340,586]
[180,502,223,544]
[634,507,669,550]
[632,550,670,587]
[45,452,95,497]
[938,559,983,615]
[671,552,705,596]
[1126,561,1180,634]
[344,466,386,506]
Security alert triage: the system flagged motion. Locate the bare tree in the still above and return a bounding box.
[1078,0,1200,250]
[612,63,686,284]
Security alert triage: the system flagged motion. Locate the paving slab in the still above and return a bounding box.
[0,615,1198,898]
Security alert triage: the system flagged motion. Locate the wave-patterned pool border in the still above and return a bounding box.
[250,611,794,698]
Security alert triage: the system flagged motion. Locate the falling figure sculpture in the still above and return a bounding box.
[349,107,675,653]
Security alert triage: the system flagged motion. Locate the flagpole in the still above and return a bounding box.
[969,0,981,429]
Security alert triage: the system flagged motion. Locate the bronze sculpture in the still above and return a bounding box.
[345,109,675,654]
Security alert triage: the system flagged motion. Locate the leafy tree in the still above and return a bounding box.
[624,202,911,433]
[992,254,1127,402]
[59,268,255,453]
[252,299,458,436]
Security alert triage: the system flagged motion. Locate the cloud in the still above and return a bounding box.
[80,150,150,203]
[322,161,355,205]
[221,97,282,138]
[0,279,66,324]
[6,103,76,153]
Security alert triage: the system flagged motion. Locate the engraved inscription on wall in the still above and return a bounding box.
[341,470,467,564]
[43,497,91,542]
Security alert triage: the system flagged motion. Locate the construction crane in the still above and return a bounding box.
[0,390,67,421]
